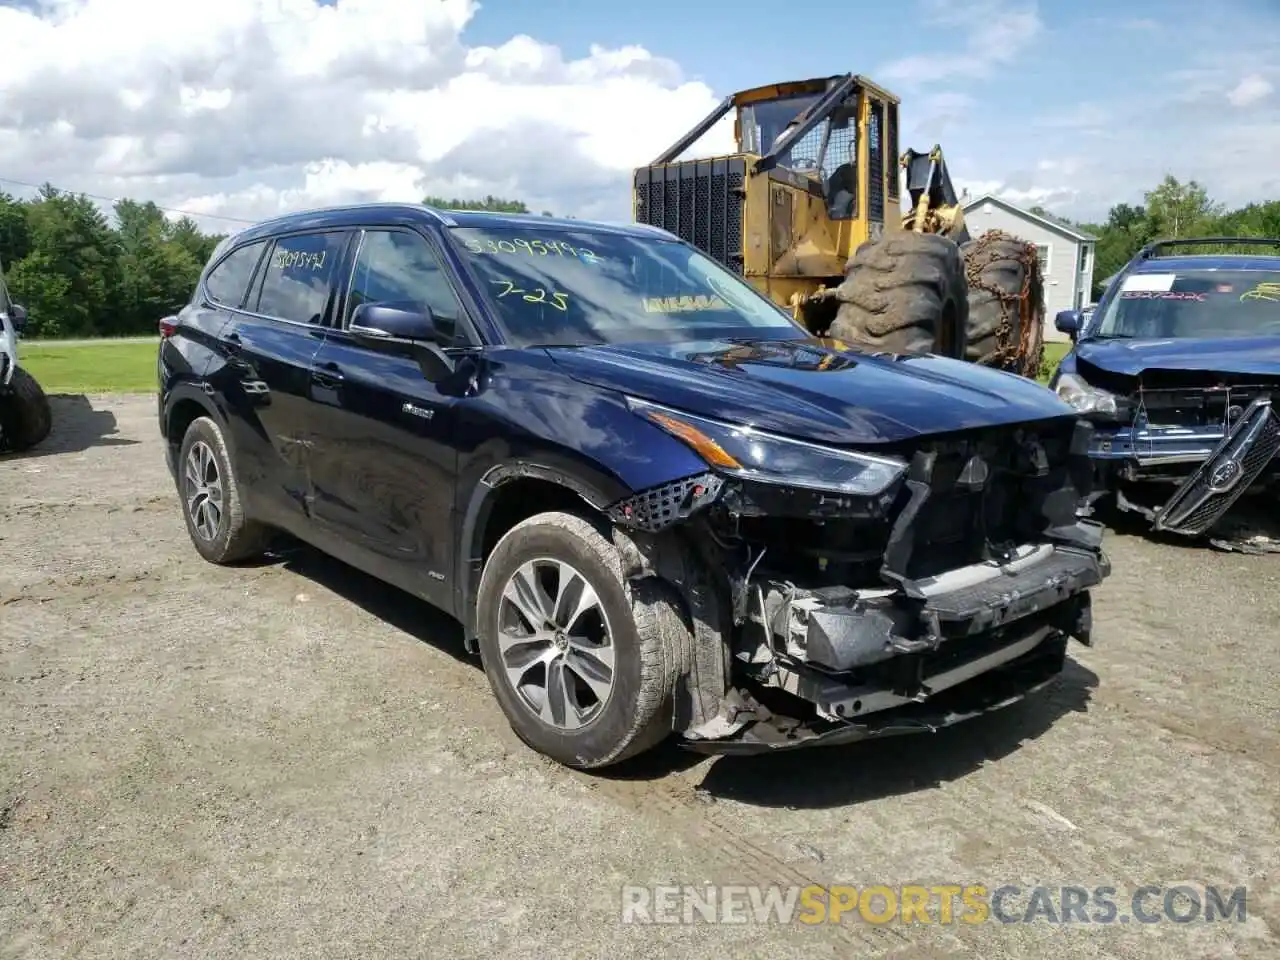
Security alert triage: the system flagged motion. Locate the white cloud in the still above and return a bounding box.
[880,0,1042,85]
[0,0,735,230]
[1227,74,1273,107]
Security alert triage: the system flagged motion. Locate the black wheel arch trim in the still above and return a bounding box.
[160,383,227,471]
[453,460,619,653]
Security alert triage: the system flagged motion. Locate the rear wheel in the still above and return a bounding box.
[960,229,1046,377]
[475,511,689,769]
[0,367,52,452]
[828,232,969,357]
[176,416,271,564]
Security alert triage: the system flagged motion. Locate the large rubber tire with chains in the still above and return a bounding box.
[0,366,52,452]
[960,229,1046,378]
[828,232,969,358]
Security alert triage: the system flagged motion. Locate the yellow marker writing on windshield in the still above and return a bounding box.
[491,280,568,311]
[642,295,727,313]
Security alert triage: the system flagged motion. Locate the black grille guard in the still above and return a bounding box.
[1153,394,1280,536]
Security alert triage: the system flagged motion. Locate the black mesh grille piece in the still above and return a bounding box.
[608,474,724,532]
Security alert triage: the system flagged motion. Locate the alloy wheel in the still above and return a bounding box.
[183,439,224,541]
[496,558,617,730]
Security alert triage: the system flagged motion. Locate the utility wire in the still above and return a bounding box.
[0,174,258,225]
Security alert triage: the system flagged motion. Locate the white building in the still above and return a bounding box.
[961,194,1097,342]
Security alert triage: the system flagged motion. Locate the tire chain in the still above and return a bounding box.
[964,229,1046,379]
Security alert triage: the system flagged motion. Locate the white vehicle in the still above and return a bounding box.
[0,258,51,452]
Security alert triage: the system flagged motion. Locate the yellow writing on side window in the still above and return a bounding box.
[491,280,568,311]
[463,237,601,264]
[1240,282,1280,302]
[273,249,327,271]
[642,295,728,314]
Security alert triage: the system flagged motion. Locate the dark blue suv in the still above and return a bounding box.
[1050,238,1280,539]
[159,203,1109,768]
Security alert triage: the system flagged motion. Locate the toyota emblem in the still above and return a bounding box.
[1207,458,1243,492]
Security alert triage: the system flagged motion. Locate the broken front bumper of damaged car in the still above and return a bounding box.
[681,528,1109,754]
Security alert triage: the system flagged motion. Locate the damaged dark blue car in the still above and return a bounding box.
[160,203,1110,768]
[1050,238,1280,545]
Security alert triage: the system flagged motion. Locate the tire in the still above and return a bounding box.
[176,416,271,564]
[828,231,969,358]
[475,511,689,769]
[0,367,52,452]
[960,229,1046,377]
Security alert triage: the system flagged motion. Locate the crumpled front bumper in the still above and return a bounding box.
[682,531,1109,755]
[681,636,1069,754]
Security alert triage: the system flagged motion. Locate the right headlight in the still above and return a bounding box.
[1055,372,1118,416]
[628,397,907,497]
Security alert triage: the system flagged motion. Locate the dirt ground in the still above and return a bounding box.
[2,395,1277,960]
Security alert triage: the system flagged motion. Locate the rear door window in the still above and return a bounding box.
[203,240,268,308]
[251,231,348,325]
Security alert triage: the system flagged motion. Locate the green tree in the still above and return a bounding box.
[114,200,203,331]
[19,186,121,336]
[0,192,32,266]
[422,194,532,213]
[1143,175,1224,239]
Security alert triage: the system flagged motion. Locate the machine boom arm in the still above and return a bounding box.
[901,146,969,244]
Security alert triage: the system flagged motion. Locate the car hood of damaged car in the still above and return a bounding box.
[544,336,1077,446]
[1076,334,1280,378]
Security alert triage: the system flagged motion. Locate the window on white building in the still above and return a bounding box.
[1035,244,1051,273]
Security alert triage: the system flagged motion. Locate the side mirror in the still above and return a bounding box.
[9,303,27,333]
[1055,309,1082,341]
[348,301,458,383]
[350,302,440,342]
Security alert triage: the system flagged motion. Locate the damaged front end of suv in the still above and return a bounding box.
[1050,239,1280,548]
[595,377,1108,754]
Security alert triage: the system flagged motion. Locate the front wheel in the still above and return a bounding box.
[475,511,689,769]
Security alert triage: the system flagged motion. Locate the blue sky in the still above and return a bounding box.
[458,0,1280,220]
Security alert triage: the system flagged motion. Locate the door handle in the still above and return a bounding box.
[312,360,343,388]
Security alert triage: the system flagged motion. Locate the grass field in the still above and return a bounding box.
[15,336,1071,394]
[1039,340,1068,382]
[20,339,158,393]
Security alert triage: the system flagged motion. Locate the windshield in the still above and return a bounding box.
[1092,269,1280,340]
[448,225,803,348]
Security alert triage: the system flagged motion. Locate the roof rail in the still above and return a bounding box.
[1139,236,1280,259]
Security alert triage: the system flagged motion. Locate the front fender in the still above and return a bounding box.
[449,350,714,643]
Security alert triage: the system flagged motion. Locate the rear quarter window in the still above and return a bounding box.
[204,241,269,308]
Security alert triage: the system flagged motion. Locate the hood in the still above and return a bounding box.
[545,337,1075,445]
[1076,335,1280,378]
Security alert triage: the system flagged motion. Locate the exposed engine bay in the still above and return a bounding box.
[604,416,1110,753]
